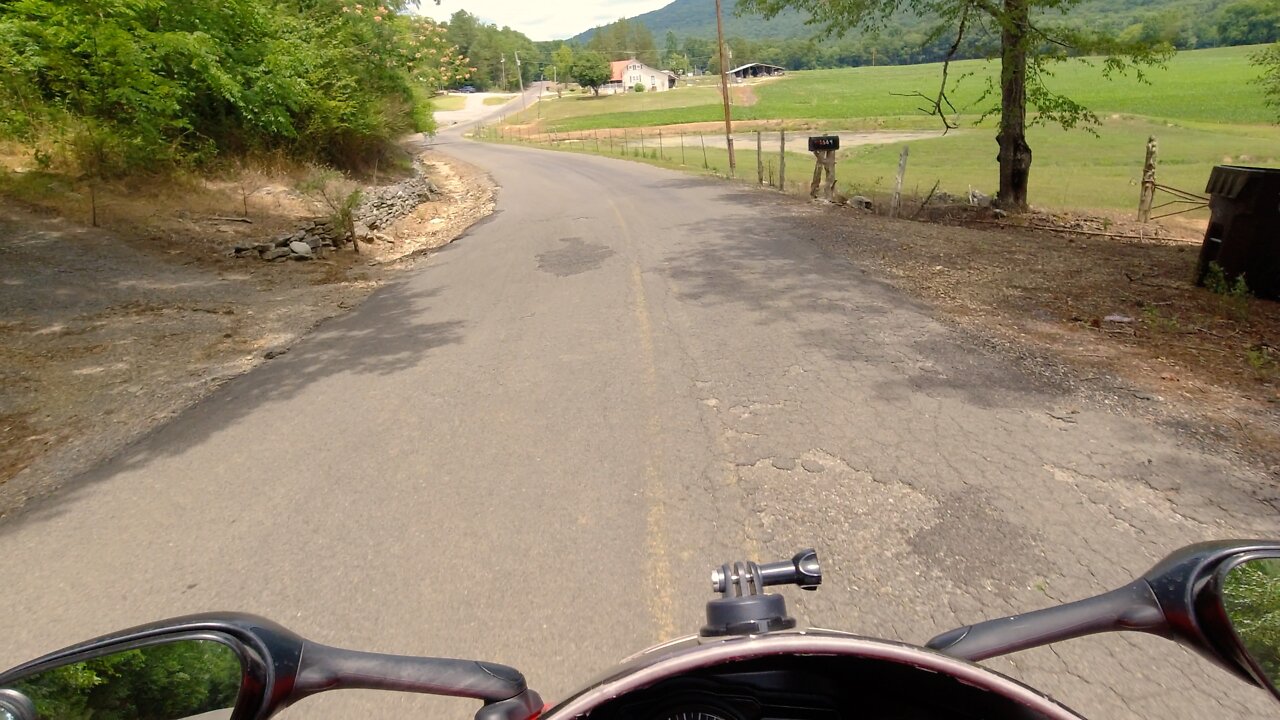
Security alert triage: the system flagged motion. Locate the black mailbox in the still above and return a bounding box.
[808,135,840,152]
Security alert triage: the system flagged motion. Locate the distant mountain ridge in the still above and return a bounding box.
[566,0,1240,44]
[569,0,807,43]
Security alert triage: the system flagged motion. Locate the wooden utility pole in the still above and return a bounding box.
[1138,136,1158,223]
[890,146,909,218]
[715,0,735,176]
[514,51,526,109]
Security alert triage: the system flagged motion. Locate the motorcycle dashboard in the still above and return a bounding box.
[580,654,1061,720]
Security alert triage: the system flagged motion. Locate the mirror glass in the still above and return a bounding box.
[1223,557,1280,692]
[2,639,242,720]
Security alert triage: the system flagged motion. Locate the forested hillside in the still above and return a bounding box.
[570,0,1279,70]
[0,0,473,175]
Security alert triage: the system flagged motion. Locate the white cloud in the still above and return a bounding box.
[412,0,671,41]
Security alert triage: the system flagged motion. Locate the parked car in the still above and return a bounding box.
[458,85,476,93]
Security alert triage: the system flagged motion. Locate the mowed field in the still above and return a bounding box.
[495,46,1280,214]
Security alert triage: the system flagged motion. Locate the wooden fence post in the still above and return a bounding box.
[700,134,708,169]
[639,130,645,155]
[680,133,686,165]
[779,130,786,192]
[658,130,664,160]
[890,146,909,218]
[810,152,824,198]
[1138,136,1158,223]
[757,131,764,185]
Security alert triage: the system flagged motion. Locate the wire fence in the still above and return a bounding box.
[469,119,1197,227]
[471,120,815,195]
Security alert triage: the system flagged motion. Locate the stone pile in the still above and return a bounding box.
[231,219,337,261]
[232,160,440,262]
[356,163,440,232]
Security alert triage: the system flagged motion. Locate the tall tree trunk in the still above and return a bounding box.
[996,0,1032,211]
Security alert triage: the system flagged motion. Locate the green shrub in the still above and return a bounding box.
[0,1,466,173]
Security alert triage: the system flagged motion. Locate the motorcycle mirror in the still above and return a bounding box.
[0,613,542,720]
[1216,553,1280,700]
[0,689,36,720]
[927,540,1280,702]
[0,637,245,720]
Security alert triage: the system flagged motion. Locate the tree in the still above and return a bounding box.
[738,0,1169,211]
[664,31,681,66]
[1218,0,1280,46]
[552,43,575,91]
[570,51,611,95]
[1256,42,1280,121]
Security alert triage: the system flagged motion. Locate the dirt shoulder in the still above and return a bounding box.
[781,196,1280,484]
[0,149,494,517]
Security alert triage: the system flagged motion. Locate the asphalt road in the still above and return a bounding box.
[2,111,1278,720]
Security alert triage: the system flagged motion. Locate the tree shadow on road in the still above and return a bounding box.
[659,209,1067,410]
[0,281,465,532]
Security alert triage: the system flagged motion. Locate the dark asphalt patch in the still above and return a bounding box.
[537,237,615,277]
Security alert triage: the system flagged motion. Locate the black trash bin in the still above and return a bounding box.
[1196,165,1280,299]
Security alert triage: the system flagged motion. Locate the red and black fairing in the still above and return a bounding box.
[540,630,1083,720]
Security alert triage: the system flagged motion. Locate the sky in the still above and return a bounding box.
[412,0,672,41]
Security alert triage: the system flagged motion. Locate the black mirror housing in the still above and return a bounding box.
[0,613,541,720]
[928,540,1280,702]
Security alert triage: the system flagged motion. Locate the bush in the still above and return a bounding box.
[0,1,466,174]
[634,83,647,93]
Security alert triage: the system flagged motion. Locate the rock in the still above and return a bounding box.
[968,189,993,207]
[289,241,313,258]
[800,459,825,473]
[1104,314,1134,324]
[304,234,323,249]
[353,221,372,240]
[273,234,293,248]
[373,232,393,244]
[992,209,1008,219]
[264,348,288,360]
[261,247,292,261]
[253,242,274,253]
[849,195,874,210]
[771,457,797,471]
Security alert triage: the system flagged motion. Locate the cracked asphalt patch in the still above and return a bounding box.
[536,237,615,277]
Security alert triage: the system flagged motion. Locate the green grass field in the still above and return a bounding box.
[483,95,518,106]
[517,46,1275,131]
[492,45,1280,214]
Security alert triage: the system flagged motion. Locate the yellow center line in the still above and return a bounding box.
[607,199,675,642]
